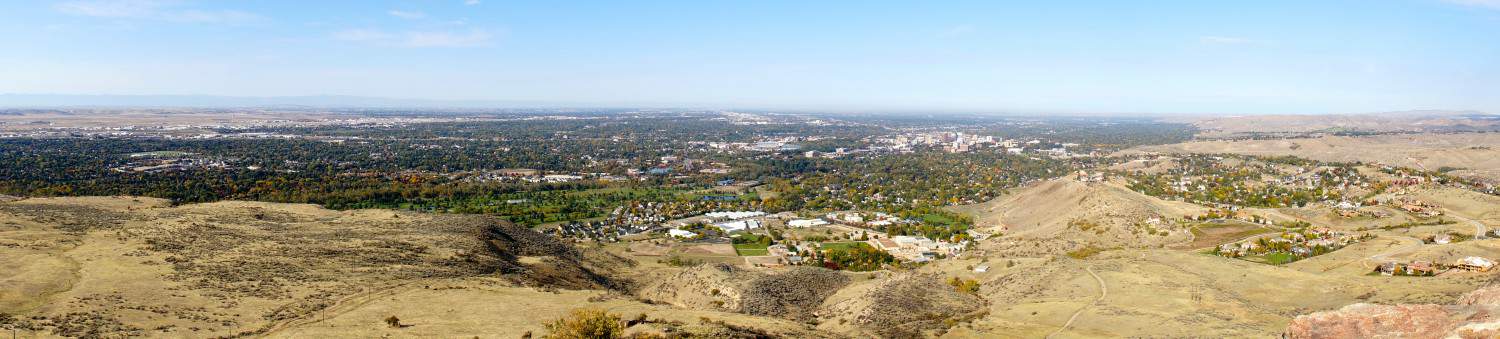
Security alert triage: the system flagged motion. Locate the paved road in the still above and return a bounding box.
[1448,212,1488,239]
[1047,266,1107,339]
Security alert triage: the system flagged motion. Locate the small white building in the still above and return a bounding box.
[714,219,762,232]
[787,219,830,228]
[705,211,766,220]
[669,229,697,238]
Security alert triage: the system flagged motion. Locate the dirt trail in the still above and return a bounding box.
[260,282,415,336]
[1047,266,1106,339]
[1368,236,1425,262]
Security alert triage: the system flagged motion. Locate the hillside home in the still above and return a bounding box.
[1457,257,1497,271]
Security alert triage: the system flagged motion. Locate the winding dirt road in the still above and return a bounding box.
[1047,266,1107,339]
[1448,212,1488,239]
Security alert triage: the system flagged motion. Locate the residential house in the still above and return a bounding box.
[1377,262,1398,276]
[1407,261,1436,276]
[1457,257,1497,271]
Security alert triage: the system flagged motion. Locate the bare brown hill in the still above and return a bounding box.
[1187,110,1500,138]
[951,177,1208,254]
[1127,133,1500,182]
[0,197,631,338]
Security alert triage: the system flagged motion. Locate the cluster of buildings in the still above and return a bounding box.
[704,138,803,153]
[876,132,1013,154]
[463,169,630,184]
[111,157,228,173]
[823,211,915,228]
[666,211,773,238]
[1214,227,1373,262]
[1075,170,1107,183]
[1333,201,1391,218]
[1136,162,1363,208]
[787,218,830,228]
[1396,199,1444,218]
[1376,261,1438,276]
[762,244,807,266]
[868,235,968,262]
[1376,256,1497,276]
[547,203,677,242]
[1263,167,1369,191]
[703,211,768,233]
[464,158,737,184]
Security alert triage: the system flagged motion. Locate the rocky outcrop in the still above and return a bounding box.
[1458,286,1500,307]
[739,267,850,319]
[1284,303,1461,339]
[1286,286,1500,339]
[817,273,986,338]
[473,217,633,290]
[636,264,849,321]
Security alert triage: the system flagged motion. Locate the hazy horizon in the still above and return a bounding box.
[0,93,1495,118]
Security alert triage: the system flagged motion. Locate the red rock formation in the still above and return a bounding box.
[1286,303,1459,339]
[1287,286,1500,339]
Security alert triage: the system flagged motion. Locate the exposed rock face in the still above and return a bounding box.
[1285,303,1460,339]
[1457,286,1500,307]
[475,218,633,290]
[1286,286,1500,339]
[738,267,850,319]
[636,264,850,321]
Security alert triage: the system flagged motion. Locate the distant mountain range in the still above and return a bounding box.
[1187,110,1500,137]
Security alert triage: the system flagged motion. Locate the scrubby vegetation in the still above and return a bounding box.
[947,277,981,294]
[816,242,898,271]
[1066,246,1106,259]
[542,308,624,339]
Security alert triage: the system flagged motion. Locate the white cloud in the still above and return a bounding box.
[330,29,395,43]
[387,10,426,20]
[55,0,161,18]
[1442,0,1500,9]
[331,29,494,48]
[168,9,260,23]
[55,0,261,24]
[936,24,976,38]
[405,30,492,47]
[464,0,481,5]
[1199,36,1262,45]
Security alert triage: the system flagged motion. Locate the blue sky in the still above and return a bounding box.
[2,0,1499,114]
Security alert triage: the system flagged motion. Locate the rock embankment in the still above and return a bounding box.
[637,264,849,321]
[1286,286,1500,339]
[817,272,986,338]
